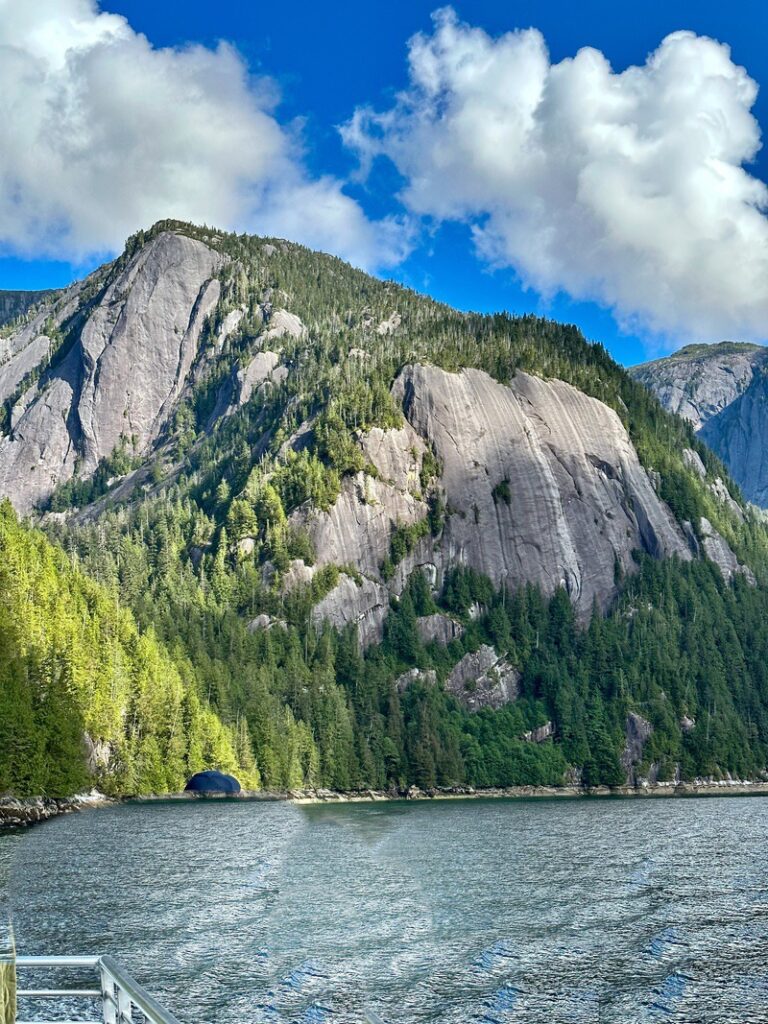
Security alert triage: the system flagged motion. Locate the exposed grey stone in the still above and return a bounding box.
[238,351,281,406]
[682,448,706,479]
[680,715,696,733]
[0,288,55,328]
[84,734,113,772]
[521,721,554,743]
[217,307,245,347]
[311,573,389,648]
[708,477,744,521]
[0,333,51,405]
[297,471,427,580]
[262,308,305,342]
[278,418,315,458]
[376,311,401,335]
[395,667,437,692]
[0,231,225,512]
[416,613,464,645]
[281,559,316,591]
[621,712,653,785]
[699,517,755,584]
[445,644,519,712]
[247,613,287,633]
[632,343,768,506]
[394,364,690,616]
[359,425,425,491]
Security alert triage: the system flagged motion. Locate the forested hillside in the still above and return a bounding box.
[3,220,768,796]
[0,500,258,796]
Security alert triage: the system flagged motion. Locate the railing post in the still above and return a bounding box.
[100,960,118,1024]
[14,954,180,1024]
[116,982,133,1023]
[0,925,15,1024]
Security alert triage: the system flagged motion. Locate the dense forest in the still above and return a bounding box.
[0,501,258,796]
[3,220,768,796]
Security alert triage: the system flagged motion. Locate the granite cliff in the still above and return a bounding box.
[0,225,751,637]
[631,343,768,507]
[0,232,223,510]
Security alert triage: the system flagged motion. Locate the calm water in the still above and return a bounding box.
[1,796,768,1023]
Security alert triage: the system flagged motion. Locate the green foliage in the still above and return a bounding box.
[273,450,340,512]
[388,518,430,568]
[420,446,441,491]
[492,479,512,506]
[0,500,258,797]
[49,437,142,512]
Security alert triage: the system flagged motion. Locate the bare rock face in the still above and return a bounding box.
[445,644,519,711]
[376,311,401,336]
[682,448,706,479]
[238,351,282,406]
[311,573,390,649]
[394,364,691,615]
[0,231,224,512]
[416,613,464,646]
[299,470,426,579]
[632,343,768,506]
[359,425,425,490]
[261,308,305,342]
[521,721,554,743]
[632,344,761,432]
[77,233,223,474]
[621,711,653,786]
[699,517,755,584]
[395,667,437,692]
[216,307,245,347]
[300,363,707,639]
[0,331,51,406]
[0,288,55,327]
[247,613,287,633]
[708,478,744,522]
[0,281,88,406]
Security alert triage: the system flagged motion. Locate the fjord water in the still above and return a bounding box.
[2,797,768,1024]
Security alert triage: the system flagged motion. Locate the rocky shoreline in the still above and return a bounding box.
[280,780,768,803]
[143,778,768,804]
[0,791,113,828]
[4,779,768,829]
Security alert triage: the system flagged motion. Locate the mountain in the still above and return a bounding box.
[631,343,768,507]
[0,289,56,328]
[3,220,768,795]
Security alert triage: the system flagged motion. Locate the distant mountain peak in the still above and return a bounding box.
[631,341,768,505]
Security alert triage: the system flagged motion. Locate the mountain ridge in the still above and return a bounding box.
[3,220,768,795]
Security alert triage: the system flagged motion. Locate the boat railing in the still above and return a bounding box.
[14,954,181,1024]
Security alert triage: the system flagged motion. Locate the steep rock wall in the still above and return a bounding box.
[396,365,691,614]
[0,232,223,511]
[631,343,768,506]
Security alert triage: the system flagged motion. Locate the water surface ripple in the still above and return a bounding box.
[2,795,768,1023]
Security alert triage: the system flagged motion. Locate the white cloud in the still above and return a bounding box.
[0,0,407,270]
[343,8,768,342]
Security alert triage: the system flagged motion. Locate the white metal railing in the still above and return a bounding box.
[15,955,181,1024]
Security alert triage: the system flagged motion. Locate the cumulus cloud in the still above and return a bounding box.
[0,0,408,270]
[343,8,768,341]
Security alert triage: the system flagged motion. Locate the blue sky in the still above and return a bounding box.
[3,1,768,365]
